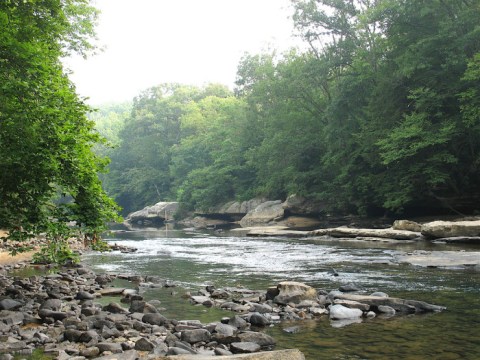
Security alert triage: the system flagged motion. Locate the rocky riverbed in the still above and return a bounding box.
[0,254,447,360]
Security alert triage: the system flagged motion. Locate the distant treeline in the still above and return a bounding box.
[95,0,480,217]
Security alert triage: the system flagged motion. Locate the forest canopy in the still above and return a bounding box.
[97,0,480,217]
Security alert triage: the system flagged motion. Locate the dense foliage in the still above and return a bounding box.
[0,0,120,251]
[98,0,480,217]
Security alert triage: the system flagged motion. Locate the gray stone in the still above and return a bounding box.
[230,342,261,354]
[228,316,248,330]
[99,288,126,296]
[0,299,22,311]
[0,310,24,325]
[80,347,100,357]
[64,329,83,342]
[238,331,276,347]
[329,304,363,320]
[102,302,128,314]
[167,347,193,355]
[129,300,146,313]
[96,342,123,354]
[239,200,285,227]
[79,330,99,343]
[378,305,396,315]
[76,291,95,300]
[38,309,68,321]
[142,313,167,326]
[135,337,155,351]
[215,323,237,337]
[40,299,62,311]
[248,313,270,326]
[370,292,389,297]
[93,349,138,360]
[181,328,211,344]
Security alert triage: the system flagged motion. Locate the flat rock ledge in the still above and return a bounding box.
[309,227,421,240]
[161,349,305,359]
[396,250,480,268]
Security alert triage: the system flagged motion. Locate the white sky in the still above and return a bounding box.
[64,0,300,105]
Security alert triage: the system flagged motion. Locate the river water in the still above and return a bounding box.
[83,228,480,359]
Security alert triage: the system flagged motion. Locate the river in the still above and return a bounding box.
[83,228,480,359]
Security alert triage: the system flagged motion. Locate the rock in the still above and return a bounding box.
[38,309,68,321]
[378,305,396,315]
[273,281,318,305]
[142,313,167,326]
[329,305,363,320]
[0,299,22,311]
[230,342,261,354]
[40,299,62,311]
[215,323,237,337]
[64,328,83,342]
[103,302,128,314]
[80,347,100,357]
[181,329,211,344]
[214,198,267,217]
[96,342,123,354]
[310,226,420,240]
[134,337,155,351]
[125,201,179,226]
[275,216,323,230]
[75,291,95,300]
[421,220,480,239]
[99,288,126,296]
[93,349,138,360]
[331,293,445,313]
[155,349,305,359]
[0,310,24,325]
[392,220,422,232]
[333,299,369,311]
[370,292,389,297]
[237,331,276,347]
[248,313,270,326]
[228,316,249,330]
[282,194,327,216]
[239,200,285,227]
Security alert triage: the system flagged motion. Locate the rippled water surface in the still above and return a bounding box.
[83,228,480,359]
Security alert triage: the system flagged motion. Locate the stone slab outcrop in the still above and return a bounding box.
[309,226,421,240]
[421,220,480,239]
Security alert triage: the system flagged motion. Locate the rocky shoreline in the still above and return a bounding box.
[0,253,447,360]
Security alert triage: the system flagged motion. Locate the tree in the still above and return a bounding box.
[0,0,120,253]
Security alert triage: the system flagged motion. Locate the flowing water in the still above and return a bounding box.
[83,228,480,359]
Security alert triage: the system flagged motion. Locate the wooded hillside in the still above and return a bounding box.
[96,0,480,217]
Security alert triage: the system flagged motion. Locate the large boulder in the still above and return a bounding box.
[239,201,284,227]
[273,281,318,305]
[125,202,179,226]
[216,198,267,216]
[282,194,327,216]
[421,220,480,239]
